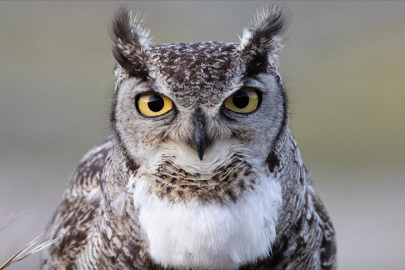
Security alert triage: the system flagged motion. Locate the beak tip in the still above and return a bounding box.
[197,148,204,161]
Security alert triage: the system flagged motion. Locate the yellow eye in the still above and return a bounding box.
[137,92,173,117]
[224,87,260,113]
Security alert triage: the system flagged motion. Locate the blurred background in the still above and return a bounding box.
[0,1,404,269]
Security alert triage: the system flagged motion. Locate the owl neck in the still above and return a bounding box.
[102,127,306,217]
[271,128,314,242]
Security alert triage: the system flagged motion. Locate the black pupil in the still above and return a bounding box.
[148,95,164,112]
[232,91,250,109]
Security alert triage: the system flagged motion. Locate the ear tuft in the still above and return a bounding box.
[238,5,289,76]
[239,5,288,55]
[111,6,151,79]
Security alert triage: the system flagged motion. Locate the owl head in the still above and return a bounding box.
[110,6,288,201]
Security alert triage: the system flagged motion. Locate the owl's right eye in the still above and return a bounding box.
[136,92,173,117]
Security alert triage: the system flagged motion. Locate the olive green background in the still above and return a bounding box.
[1,1,404,269]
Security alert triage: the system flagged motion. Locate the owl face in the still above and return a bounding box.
[114,44,285,167]
[111,7,287,202]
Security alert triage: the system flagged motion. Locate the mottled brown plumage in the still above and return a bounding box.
[42,5,336,270]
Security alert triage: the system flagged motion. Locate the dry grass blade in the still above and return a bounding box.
[13,235,62,263]
[0,210,60,270]
[0,230,62,270]
[0,210,25,233]
[0,216,17,233]
[0,234,43,270]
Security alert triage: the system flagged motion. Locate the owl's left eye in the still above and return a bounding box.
[136,92,173,117]
[224,87,260,114]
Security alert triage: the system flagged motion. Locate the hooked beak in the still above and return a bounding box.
[192,107,211,161]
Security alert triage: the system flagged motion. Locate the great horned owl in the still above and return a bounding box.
[41,5,336,270]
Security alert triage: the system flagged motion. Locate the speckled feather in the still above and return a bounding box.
[42,5,336,270]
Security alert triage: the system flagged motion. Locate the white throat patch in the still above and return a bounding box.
[132,174,282,270]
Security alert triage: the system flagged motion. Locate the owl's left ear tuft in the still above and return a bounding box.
[239,5,289,74]
[111,6,151,79]
[239,5,288,54]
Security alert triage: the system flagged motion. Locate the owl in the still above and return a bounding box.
[41,5,336,270]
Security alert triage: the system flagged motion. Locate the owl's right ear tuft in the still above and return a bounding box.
[111,6,151,79]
